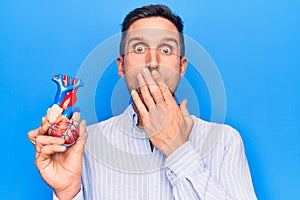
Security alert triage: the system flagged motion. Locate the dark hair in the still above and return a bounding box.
[119,4,185,56]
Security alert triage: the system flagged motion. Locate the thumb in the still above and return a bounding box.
[73,120,88,153]
[79,120,88,144]
[180,99,190,117]
[180,100,194,131]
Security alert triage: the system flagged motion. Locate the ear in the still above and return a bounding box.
[180,56,188,77]
[117,56,125,78]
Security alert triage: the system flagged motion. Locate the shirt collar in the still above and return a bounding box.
[129,104,138,125]
[118,104,147,139]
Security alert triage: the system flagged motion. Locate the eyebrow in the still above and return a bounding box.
[163,38,178,46]
[127,37,143,45]
[127,37,179,46]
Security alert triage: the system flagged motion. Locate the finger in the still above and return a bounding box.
[151,70,174,105]
[39,116,50,135]
[41,117,47,126]
[28,129,39,145]
[141,68,165,105]
[78,120,88,145]
[131,89,150,125]
[36,144,67,164]
[180,99,191,117]
[137,73,156,110]
[28,119,49,145]
[38,123,49,135]
[70,120,88,156]
[35,135,65,153]
[180,99,194,131]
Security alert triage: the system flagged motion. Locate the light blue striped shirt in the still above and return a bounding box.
[55,105,257,199]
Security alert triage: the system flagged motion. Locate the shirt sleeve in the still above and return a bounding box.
[164,130,257,200]
[52,187,84,200]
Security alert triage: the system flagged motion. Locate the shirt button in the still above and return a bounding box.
[167,170,173,177]
[201,163,207,168]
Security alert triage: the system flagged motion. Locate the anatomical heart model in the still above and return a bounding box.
[46,74,84,146]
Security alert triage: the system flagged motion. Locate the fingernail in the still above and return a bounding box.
[131,89,137,95]
[151,70,158,77]
[143,67,150,74]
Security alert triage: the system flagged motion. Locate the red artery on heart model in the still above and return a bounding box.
[46,74,84,146]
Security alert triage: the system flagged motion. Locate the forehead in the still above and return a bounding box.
[126,17,179,42]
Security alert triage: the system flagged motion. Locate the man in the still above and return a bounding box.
[28,4,257,199]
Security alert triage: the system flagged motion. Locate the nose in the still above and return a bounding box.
[146,48,160,72]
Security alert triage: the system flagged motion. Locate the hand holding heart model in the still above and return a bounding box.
[46,74,84,146]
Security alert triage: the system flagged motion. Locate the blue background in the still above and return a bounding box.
[0,0,299,199]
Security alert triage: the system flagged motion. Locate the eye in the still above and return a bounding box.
[134,44,146,53]
[160,46,172,55]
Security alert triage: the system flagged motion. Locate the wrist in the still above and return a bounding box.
[161,138,187,157]
[54,180,81,200]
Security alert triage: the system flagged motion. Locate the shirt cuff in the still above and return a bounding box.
[53,186,84,200]
[164,141,206,185]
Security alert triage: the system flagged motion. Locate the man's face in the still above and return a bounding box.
[117,17,188,94]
